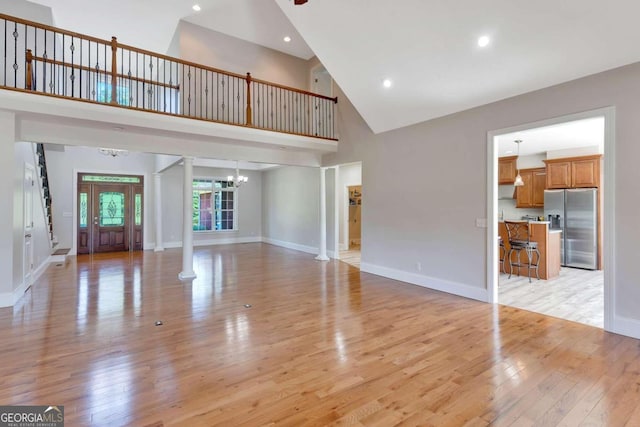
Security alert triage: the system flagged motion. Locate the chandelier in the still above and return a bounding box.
[99,147,129,157]
[228,161,248,188]
[513,139,524,187]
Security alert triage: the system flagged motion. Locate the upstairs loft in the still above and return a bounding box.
[0,13,338,166]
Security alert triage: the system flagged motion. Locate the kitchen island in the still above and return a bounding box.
[499,221,561,280]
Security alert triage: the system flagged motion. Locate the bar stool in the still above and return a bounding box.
[504,221,540,283]
[498,236,506,274]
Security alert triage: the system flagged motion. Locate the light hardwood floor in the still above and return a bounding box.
[1,244,638,426]
[499,267,604,328]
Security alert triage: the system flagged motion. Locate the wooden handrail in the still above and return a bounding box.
[30,55,180,90]
[2,12,338,139]
[0,13,335,102]
[250,76,338,103]
[0,13,112,45]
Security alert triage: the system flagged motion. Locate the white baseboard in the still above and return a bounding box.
[262,237,318,255]
[0,258,51,308]
[164,236,263,249]
[360,262,488,302]
[611,315,640,340]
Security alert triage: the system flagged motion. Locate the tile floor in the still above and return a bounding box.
[499,267,604,328]
[339,245,361,269]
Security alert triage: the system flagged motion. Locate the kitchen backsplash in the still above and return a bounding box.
[498,198,544,221]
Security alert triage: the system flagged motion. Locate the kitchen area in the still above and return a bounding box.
[495,117,604,328]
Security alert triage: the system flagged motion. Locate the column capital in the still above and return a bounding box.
[182,156,195,162]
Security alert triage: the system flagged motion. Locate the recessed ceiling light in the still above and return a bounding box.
[192,4,201,11]
[478,35,490,47]
[283,36,292,43]
[382,79,392,88]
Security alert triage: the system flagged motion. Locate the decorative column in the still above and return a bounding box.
[153,173,164,252]
[178,156,196,281]
[316,167,329,261]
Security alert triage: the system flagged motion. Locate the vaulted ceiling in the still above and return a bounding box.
[27,0,640,134]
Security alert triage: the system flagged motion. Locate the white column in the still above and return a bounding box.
[316,167,329,261]
[0,112,15,307]
[333,166,340,259]
[178,156,197,281]
[153,173,164,252]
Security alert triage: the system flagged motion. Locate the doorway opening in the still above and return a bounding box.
[77,173,144,254]
[487,108,614,330]
[337,162,362,269]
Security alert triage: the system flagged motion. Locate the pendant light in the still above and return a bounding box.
[227,161,248,188]
[513,139,524,187]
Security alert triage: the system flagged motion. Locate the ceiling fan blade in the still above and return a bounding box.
[294,0,308,4]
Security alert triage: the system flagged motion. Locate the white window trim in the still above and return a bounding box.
[193,176,238,233]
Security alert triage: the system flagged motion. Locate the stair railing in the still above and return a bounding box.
[1,13,338,140]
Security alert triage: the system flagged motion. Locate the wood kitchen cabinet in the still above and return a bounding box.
[572,157,600,187]
[498,156,518,184]
[515,167,546,208]
[544,155,601,189]
[545,161,571,188]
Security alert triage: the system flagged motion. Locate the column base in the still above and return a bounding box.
[315,255,330,261]
[178,271,197,281]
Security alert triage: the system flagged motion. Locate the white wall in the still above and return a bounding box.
[177,21,311,89]
[160,164,262,247]
[0,112,16,306]
[0,0,54,24]
[324,61,640,334]
[45,146,156,253]
[546,145,602,159]
[338,163,362,249]
[262,166,319,253]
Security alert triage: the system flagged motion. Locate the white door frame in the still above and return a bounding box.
[486,106,615,332]
[72,168,150,255]
[23,163,36,286]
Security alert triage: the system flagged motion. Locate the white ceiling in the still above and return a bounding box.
[29,0,313,58]
[495,117,604,157]
[27,0,640,135]
[275,0,640,133]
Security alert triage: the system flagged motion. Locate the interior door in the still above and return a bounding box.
[24,164,35,284]
[92,184,130,253]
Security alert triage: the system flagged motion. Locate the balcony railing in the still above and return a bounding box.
[0,13,338,140]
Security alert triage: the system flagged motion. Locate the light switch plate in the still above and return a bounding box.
[475,218,487,228]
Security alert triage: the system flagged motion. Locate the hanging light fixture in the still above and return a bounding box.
[98,147,129,157]
[228,161,248,188]
[513,139,524,187]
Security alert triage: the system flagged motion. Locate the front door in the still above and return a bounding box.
[77,174,143,254]
[93,184,129,253]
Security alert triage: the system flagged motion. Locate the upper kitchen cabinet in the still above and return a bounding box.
[572,156,601,187]
[544,155,602,189]
[516,167,546,208]
[498,156,518,184]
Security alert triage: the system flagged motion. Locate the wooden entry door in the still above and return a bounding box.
[93,184,130,253]
[77,174,143,254]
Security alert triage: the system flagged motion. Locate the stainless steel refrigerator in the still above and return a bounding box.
[544,188,598,269]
